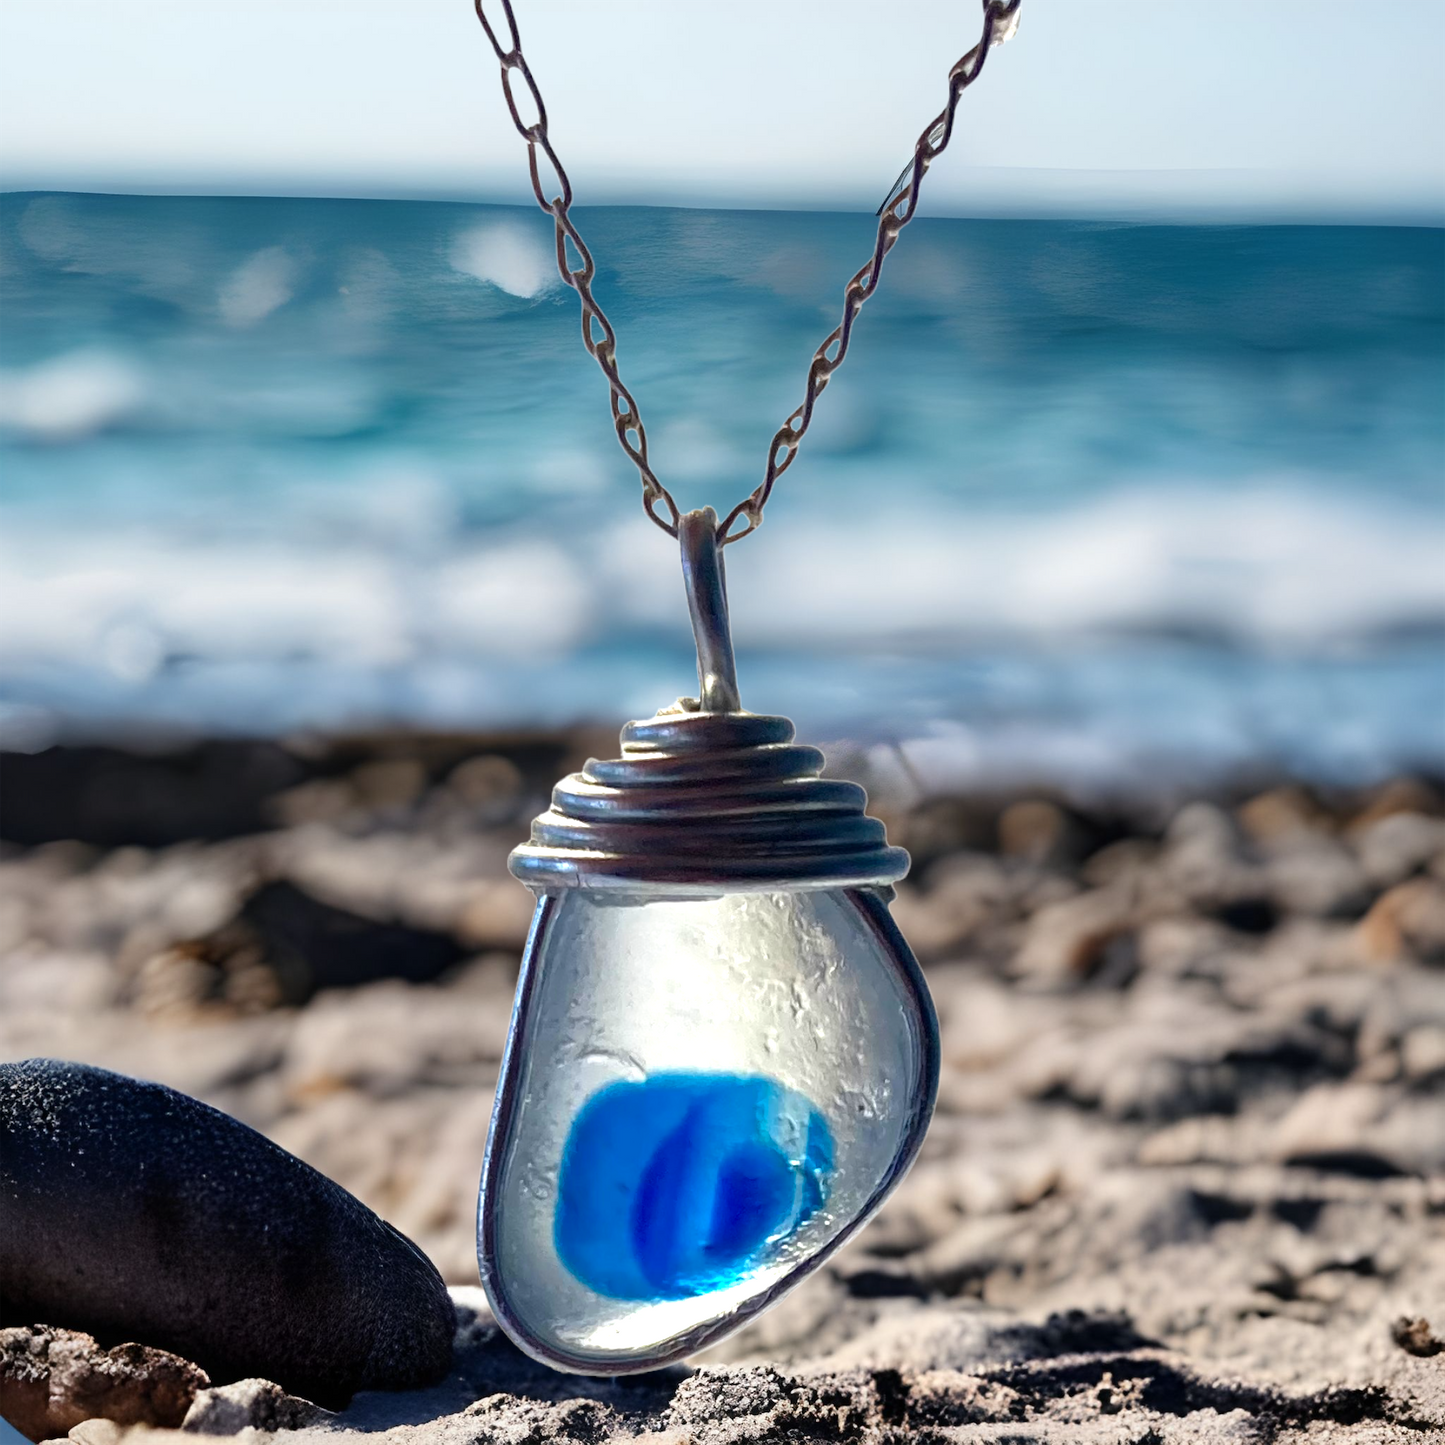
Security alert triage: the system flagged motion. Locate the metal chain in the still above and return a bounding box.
[470,0,679,537]
[471,0,1021,545]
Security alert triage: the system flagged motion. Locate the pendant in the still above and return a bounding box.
[477,509,939,1374]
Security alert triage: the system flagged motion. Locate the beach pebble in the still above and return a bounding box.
[0,1325,207,1442]
[0,1059,455,1408]
[996,799,1078,866]
[1159,804,1258,909]
[1011,884,1137,985]
[1356,878,1445,964]
[181,1378,331,1434]
[1354,812,1445,888]
[453,880,535,951]
[1264,838,1370,918]
[888,855,1016,960]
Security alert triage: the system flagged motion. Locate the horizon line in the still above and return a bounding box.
[3,179,1443,231]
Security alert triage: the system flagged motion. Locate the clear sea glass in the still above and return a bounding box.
[479,886,935,1372]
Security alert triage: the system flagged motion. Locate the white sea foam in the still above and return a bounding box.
[703,487,1445,648]
[0,536,409,672]
[2,489,1439,691]
[0,351,145,441]
[429,543,593,657]
[218,248,296,327]
[451,222,556,299]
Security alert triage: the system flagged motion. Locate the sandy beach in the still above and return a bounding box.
[3,730,1442,1442]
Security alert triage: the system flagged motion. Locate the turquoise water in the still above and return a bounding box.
[1,193,1441,787]
[554,1073,833,1301]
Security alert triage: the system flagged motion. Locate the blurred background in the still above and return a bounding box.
[0,0,1441,789]
[2,0,1444,1409]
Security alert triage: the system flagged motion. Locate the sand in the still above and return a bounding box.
[1,735,1442,1442]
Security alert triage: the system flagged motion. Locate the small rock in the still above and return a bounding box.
[268,777,359,828]
[1012,885,1136,985]
[1080,837,1159,889]
[1354,812,1445,888]
[454,880,535,951]
[446,755,524,819]
[1355,878,1445,964]
[997,800,1073,866]
[0,1325,207,1442]
[1392,1316,1444,1358]
[1160,803,1255,908]
[463,1394,618,1442]
[889,855,1014,960]
[1400,1025,1445,1081]
[349,759,427,815]
[1265,838,1370,918]
[0,1060,455,1408]
[1270,1081,1388,1163]
[181,1379,330,1434]
[668,1366,792,1425]
[1238,786,1331,846]
[1136,917,1230,978]
[1349,776,1443,832]
[65,1419,123,1445]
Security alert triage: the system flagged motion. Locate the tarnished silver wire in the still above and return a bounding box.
[471,0,1021,546]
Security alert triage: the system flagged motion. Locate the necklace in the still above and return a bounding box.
[470,0,1022,1374]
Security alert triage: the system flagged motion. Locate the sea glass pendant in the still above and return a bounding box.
[478,509,939,1374]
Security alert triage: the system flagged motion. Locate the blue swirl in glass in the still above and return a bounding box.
[554,1073,834,1300]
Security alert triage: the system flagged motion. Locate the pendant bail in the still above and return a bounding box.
[507,507,909,893]
[679,508,741,714]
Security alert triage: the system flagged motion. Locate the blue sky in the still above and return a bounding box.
[2,0,1442,219]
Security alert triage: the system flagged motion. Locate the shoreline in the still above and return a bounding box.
[5,726,1443,853]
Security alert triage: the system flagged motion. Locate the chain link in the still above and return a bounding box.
[472,0,1021,545]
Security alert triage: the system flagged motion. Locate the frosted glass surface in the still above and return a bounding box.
[482,888,931,1369]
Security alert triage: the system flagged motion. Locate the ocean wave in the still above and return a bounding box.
[2,489,1441,683]
[0,350,146,442]
[2,195,1440,782]
[217,247,297,327]
[718,488,1445,647]
[450,221,557,299]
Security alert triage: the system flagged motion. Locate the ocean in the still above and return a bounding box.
[1,192,1442,794]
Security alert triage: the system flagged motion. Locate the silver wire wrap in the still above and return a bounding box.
[510,508,907,891]
[678,508,741,714]
[507,710,909,892]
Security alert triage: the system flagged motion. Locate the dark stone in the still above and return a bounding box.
[1284,1149,1413,1180]
[0,1059,455,1408]
[1211,896,1280,935]
[1186,1189,1255,1227]
[993,1309,1160,1359]
[235,881,467,998]
[1271,1196,1326,1232]
[1392,1315,1444,1358]
[0,731,572,849]
[0,742,303,848]
[839,1268,932,1300]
